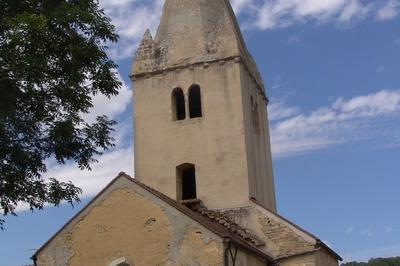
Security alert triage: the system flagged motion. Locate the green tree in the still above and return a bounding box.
[341,257,400,266]
[0,0,121,228]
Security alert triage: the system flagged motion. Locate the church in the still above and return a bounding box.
[33,0,342,265]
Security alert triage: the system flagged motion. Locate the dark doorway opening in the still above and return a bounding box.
[182,166,196,200]
[177,164,197,201]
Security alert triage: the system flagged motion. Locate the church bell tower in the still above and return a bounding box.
[131,0,277,212]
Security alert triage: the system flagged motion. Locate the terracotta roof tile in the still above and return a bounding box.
[196,206,265,247]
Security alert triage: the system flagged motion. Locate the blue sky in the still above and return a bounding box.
[2,0,400,265]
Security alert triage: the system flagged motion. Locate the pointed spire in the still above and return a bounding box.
[132,0,264,88]
[153,0,243,64]
[141,29,153,44]
[137,29,154,50]
[132,29,157,76]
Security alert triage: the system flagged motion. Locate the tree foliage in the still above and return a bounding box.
[0,0,121,228]
[341,257,400,266]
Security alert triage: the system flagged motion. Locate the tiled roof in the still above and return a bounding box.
[127,173,274,262]
[35,172,340,263]
[35,172,274,263]
[250,199,342,261]
[196,206,265,247]
[258,214,316,258]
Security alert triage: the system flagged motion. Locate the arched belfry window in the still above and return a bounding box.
[188,85,202,118]
[176,163,197,201]
[172,88,186,121]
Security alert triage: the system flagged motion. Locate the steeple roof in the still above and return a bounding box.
[131,0,264,88]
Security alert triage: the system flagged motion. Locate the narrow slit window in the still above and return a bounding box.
[251,95,260,134]
[172,88,186,120]
[188,85,202,118]
[176,164,197,201]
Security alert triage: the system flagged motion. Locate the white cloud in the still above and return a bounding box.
[250,0,372,30]
[47,145,133,197]
[376,0,400,21]
[83,72,132,123]
[384,226,400,233]
[231,0,254,14]
[268,99,300,121]
[15,106,134,213]
[346,226,355,234]
[16,145,134,212]
[49,75,134,203]
[338,0,372,24]
[15,70,134,213]
[101,0,132,9]
[385,226,393,233]
[101,0,163,60]
[377,65,386,73]
[269,90,400,156]
[333,90,400,116]
[97,0,400,60]
[361,228,374,237]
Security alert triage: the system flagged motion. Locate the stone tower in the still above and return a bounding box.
[34,2,341,264]
[131,0,276,212]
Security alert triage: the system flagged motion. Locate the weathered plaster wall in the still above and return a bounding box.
[179,229,223,265]
[133,60,251,210]
[37,178,224,266]
[239,63,276,211]
[277,249,339,266]
[230,246,267,266]
[133,57,276,211]
[277,252,315,266]
[132,0,276,212]
[250,203,316,258]
[219,202,340,266]
[70,188,171,265]
[257,211,315,257]
[315,249,339,266]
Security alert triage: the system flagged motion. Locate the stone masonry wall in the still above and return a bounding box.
[277,252,315,266]
[37,180,224,266]
[258,212,315,258]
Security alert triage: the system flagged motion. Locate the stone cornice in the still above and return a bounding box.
[130,55,269,105]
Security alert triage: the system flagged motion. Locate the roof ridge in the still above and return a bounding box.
[250,199,342,261]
